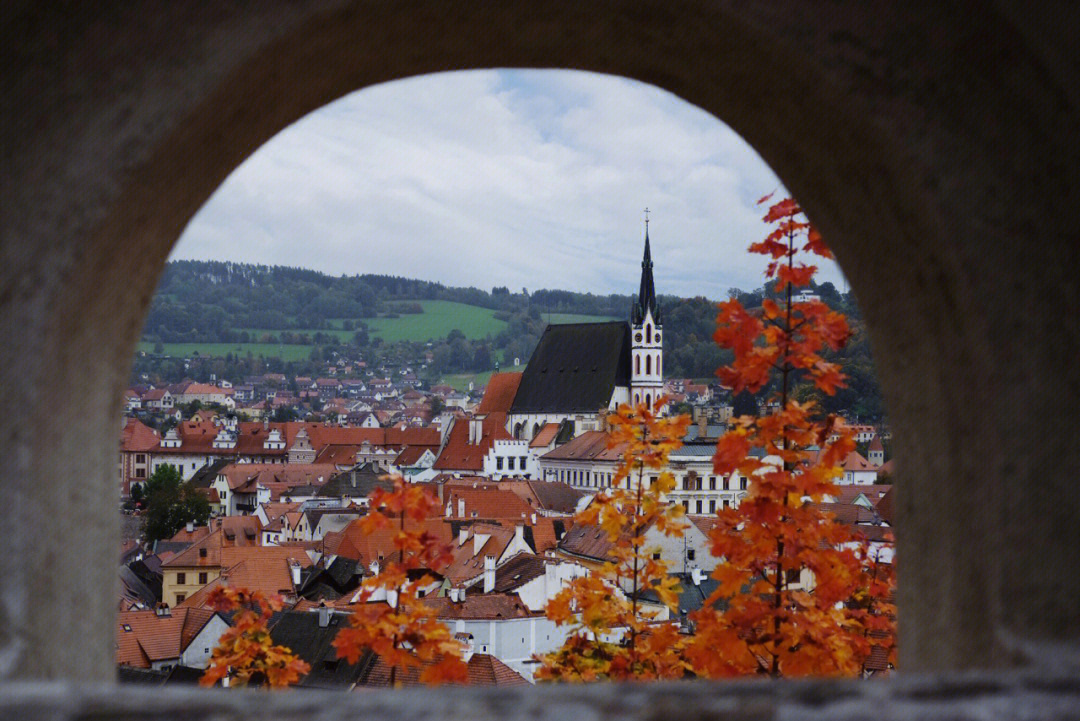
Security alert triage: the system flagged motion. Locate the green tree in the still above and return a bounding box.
[141,465,211,543]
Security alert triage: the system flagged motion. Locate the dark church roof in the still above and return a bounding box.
[631,229,661,325]
[509,322,631,414]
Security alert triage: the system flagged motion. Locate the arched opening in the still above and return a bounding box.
[6,1,1078,692]
[645,355,651,375]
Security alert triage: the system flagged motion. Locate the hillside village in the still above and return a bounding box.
[116,235,895,686]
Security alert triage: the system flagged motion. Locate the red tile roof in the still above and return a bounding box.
[120,418,160,452]
[433,414,511,471]
[529,422,560,448]
[444,487,535,522]
[115,607,218,667]
[541,430,624,462]
[477,372,522,413]
[358,652,527,688]
[841,451,877,472]
[425,592,535,620]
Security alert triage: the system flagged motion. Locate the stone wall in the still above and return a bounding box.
[3,0,1079,682]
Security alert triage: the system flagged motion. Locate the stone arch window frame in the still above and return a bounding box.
[6,0,1071,699]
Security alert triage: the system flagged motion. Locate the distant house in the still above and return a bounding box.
[116,605,229,672]
[142,388,174,410]
[174,383,228,406]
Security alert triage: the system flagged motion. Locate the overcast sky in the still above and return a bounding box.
[172,69,845,300]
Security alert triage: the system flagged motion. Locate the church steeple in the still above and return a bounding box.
[629,211,663,413]
[632,216,660,325]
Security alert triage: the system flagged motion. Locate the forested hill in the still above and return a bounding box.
[137,260,886,421]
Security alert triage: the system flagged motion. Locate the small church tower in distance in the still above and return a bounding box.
[630,211,663,411]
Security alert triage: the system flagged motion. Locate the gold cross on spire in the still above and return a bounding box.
[644,207,650,229]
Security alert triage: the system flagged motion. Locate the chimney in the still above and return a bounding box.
[449,587,460,603]
[469,417,483,445]
[691,567,704,586]
[483,555,496,593]
[185,520,194,533]
[459,527,469,546]
[531,512,537,525]
[697,413,707,437]
[369,559,380,576]
[544,561,558,598]
[457,497,465,518]
[514,524,524,546]
[318,604,330,628]
[288,559,301,588]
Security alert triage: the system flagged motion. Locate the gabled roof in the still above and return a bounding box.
[477,372,522,414]
[425,592,535,620]
[529,422,560,448]
[841,451,877,472]
[541,430,624,462]
[358,651,527,688]
[315,463,394,499]
[394,445,433,466]
[491,553,549,593]
[115,607,218,667]
[510,322,632,413]
[443,524,517,584]
[432,414,511,471]
[268,610,375,688]
[120,418,160,452]
[444,487,535,522]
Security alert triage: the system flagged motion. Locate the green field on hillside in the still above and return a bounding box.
[141,302,621,361]
[441,362,526,392]
[362,300,506,343]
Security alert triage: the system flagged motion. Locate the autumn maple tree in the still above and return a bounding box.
[536,401,691,681]
[332,476,469,686]
[685,194,896,678]
[200,587,310,689]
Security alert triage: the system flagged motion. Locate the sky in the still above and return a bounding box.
[172,69,845,300]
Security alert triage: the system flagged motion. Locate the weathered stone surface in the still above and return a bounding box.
[3,0,1079,682]
[1,671,1078,721]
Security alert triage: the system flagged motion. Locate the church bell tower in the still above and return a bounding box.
[630,212,663,411]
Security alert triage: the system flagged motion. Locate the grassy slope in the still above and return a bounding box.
[141,300,619,365]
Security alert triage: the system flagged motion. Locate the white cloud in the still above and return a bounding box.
[173,69,846,299]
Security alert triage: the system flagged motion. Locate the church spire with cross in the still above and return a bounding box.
[632,208,661,325]
[630,208,663,411]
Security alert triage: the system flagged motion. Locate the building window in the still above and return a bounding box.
[652,551,660,560]
[695,500,703,514]
[723,477,730,491]
[646,355,652,375]
[695,476,702,490]
[135,468,145,478]
[496,457,503,470]
[682,476,690,491]
[723,499,731,509]
[135,454,145,464]
[175,594,185,603]
[740,477,748,490]
[520,456,527,469]
[709,499,716,513]
[709,476,716,490]
[176,572,186,585]
[688,550,696,561]
[198,572,208,584]
[199,547,207,558]
[508,457,515,471]
[682,500,689,512]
